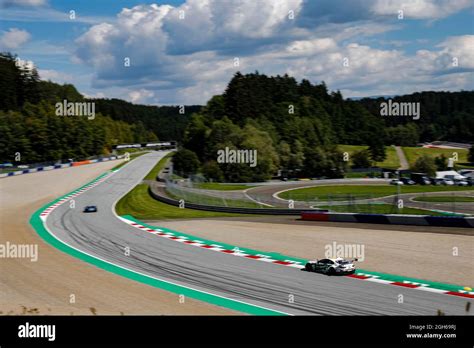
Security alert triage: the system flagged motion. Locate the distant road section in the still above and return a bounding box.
[395,146,409,170]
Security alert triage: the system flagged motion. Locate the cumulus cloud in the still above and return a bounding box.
[435,35,474,70]
[0,28,30,50]
[73,0,474,104]
[128,89,156,104]
[38,69,73,83]
[163,0,303,54]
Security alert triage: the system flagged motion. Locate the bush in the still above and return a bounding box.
[411,154,436,177]
[351,150,372,168]
[173,148,200,177]
[201,160,224,182]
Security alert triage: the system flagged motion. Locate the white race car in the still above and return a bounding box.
[305,257,357,275]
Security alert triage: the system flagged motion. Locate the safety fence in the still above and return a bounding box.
[164,180,473,216]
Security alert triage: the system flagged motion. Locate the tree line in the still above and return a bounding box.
[0,52,188,164]
[176,72,473,181]
[2,51,472,178]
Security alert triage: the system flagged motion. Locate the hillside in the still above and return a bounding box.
[0,52,195,163]
[1,52,472,171]
[178,72,473,181]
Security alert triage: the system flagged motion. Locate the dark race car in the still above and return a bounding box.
[305,257,357,275]
[83,205,98,213]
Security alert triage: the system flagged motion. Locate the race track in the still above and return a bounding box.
[44,152,471,315]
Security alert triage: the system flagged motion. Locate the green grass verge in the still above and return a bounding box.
[195,183,257,190]
[338,144,400,169]
[279,185,474,201]
[402,146,473,168]
[116,184,253,220]
[144,151,175,180]
[412,195,474,203]
[318,203,447,216]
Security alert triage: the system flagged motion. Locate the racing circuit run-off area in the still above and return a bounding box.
[1,0,474,346]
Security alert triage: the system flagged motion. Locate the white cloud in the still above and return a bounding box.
[0,28,30,50]
[72,0,474,104]
[164,0,302,44]
[128,89,155,104]
[38,69,73,83]
[435,35,474,69]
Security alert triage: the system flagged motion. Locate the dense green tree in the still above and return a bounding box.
[201,160,224,181]
[386,124,419,146]
[411,155,437,177]
[173,148,201,177]
[367,138,387,162]
[91,98,200,142]
[0,52,160,163]
[468,146,474,163]
[183,114,210,160]
[303,146,346,178]
[359,91,474,143]
[278,141,292,169]
[351,150,372,168]
[435,154,448,171]
[2,51,473,177]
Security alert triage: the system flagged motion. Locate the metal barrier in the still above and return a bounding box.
[164,180,474,216]
[148,186,327,215]
[301,211,474,228]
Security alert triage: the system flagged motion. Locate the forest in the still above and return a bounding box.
[176,72,474,181]
[0,52,195,163]
[1,52,472,181]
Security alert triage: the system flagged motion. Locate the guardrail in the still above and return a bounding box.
[301,211,474,228]
[0,155,124,179]
[148,186,327,215]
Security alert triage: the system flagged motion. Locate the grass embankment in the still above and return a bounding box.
[278,185,474,201]
[412,196,474,203]
[402,146,473,169]
[338,144,400,169]
[116,184,252,220]
[115,153,254,220]
[318,203,447,216]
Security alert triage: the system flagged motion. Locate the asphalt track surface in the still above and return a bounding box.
[45,152,471,315]
[246,181,473,214]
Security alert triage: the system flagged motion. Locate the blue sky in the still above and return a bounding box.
[1,0,473,105]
